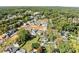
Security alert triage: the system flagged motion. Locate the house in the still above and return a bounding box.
[40,43,45,46]
[4,43,20,53]
[30,29,37,36]
[62,36,68,42]
[73,17,79,24]
[16,13,23,18]
[40,35,48,46]
[61,31,72,42]
[2,33,9,39]
[33,12,40,16]
[4,46,13,53]
[16,49,26,53]
[61,31,65,36]
[7,14,12,19]
[36,30,43,35]
[41,15,46,18]
[5,29,17,38]
[61,31,69,37]
[11,47,19,53]
[6,19,9,21]
[13,43,19,48]
[37,18,48,27]
[0,39,4,45]
[42,22,48,27]
[24,10,32,15]
[32,49,38,53]
[31,25,47,31]
[8,25,13,29]
[23,23,47,31]
[68,18,72,22]
[29,16,34,20]
[4,43,25,53]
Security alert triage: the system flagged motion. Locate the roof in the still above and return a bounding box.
[0,39,3,44]
[38,18,48,23]
[0,35,2,39]
[23,18,48,31]
[0,34,5,40]
[31,25,47,31]
[11,47,18,53]
[16,49,25,53]
[23,24,47,31]
[13,43,19,48]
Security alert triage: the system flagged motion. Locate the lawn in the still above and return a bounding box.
[45,43,54,53]
[4,35,18,46]
[22,36,39,52]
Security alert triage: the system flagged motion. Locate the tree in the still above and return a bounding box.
[18,28,30,45]
[48,32,56,41]
[59,42,70,53]
[62,24,77,32]
[68,34,77,53]
[32,43,40,49]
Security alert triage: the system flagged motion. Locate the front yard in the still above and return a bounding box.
[22,36,39,52]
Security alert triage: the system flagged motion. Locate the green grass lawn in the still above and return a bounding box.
[45,43,54,53]
[22,36,39,52]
